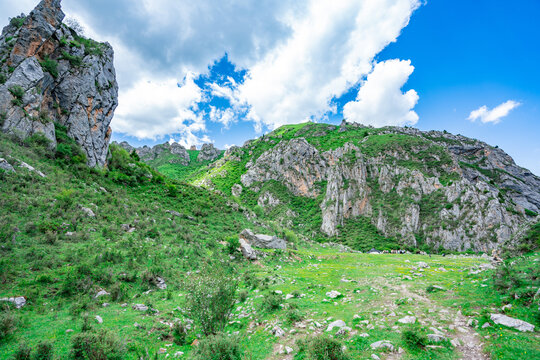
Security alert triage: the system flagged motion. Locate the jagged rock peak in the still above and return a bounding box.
[0,0,118,167]
[197,143,221,162]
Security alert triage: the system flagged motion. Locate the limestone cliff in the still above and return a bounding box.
[0,0,118,167]
[196,122,540,252]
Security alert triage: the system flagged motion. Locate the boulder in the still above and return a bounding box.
[326,320,347,332]
[0,158,14,172]
[240,229,286,249]
[398,316,416,324]
[326,290,342,299]
[132,304,149,311]
[0,296,26,308]
[370,340,394,351]
[239,238,257,260]
[490,314,535,332]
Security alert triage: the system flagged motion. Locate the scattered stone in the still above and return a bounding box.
[482,323,491,329]
[326,290,342,299]
[155,277,167,290]
[80,206,95,217]
[102,303,109,307]
[0,297,26,309]
[240,229,286,249]
[467,319,478,327]
[231,184,243,197]
[121,224,136,232]
[427,334,445,342]
[450,339,461,347]
[501,304,512,311]
[19,161,46,178]
[132,304,149,311]
[490,314,535,332]
[371,355,380,360]
[370,340,394,351]
[272,326,285,337]
[173,352,184,358]
[66,329,74,333]
[398,316,416,324]
[358,333,369,337]
[327,320,347,332]
[94,289,110,299]
[95,315,103,324]
[417,262,429,268]
[157,348,167,355]
[239,238,257,260]
[0,158,15,172]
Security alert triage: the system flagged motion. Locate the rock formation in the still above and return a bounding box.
[202,122,540,251]
[197,143,221,162]
[114,141,190,166]
[0,0,118,167]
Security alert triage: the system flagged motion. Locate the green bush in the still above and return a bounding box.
[0,112,6,127]
[189,333,242,360]
[402,328,427,351]
[297,335,349,360]
[32,342,54,360]
[172,322,187,346]
[23,133,51,153]
[0,73,6,85]
[185,264,238,336]
[259,293,282,312]
[9,85,25,106]
[61,51,83,67]
[0,312,17,341]
[226,236,240,255]
[10,16,25,28]
[70,330,126,360]
[525,209,538,217]
[54,123,87,165]
[285,307,304,324]
[238,290,248,303]
[40,57,58,78]
[13,342,32,360]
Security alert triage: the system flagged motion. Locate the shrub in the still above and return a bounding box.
[172,322,187,346]
[285,307,304,324]
[10,16,25,28]
[226,236,240,255]
[0,312,17,341]
[189,333,242,360]
[185,264,238,336]
[61,51,83,67]
[238,290,248,303]
[259,293,282,312]
[525,209,538,217]
[40,57,58,78]
[9,85,25,106]
[13,342,32,360]
[402,328,427,351]
[297,335,349,360]
[0,73,6,85]
[0,112,6,127]
[23,133,51,152]
[70,330,126,360]
[33,342,54,360]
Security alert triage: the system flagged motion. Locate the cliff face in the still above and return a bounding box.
[196,122,540,252]
[0,0,118,167]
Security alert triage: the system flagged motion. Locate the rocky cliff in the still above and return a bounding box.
[0,0,118,167]
[194,122,540,252]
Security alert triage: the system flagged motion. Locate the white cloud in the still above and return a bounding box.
[237,0,420,130]
[343,59,419,127]
[113,73,208,146]
[208,107,236,129]
[467,100,521,124]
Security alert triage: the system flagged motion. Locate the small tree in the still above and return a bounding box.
[185,264,238,336]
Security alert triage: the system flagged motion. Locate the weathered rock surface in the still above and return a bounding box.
[239,238,257,260]
[197,143,221,162]
[0,158,14,172]
[240,229,286,249]
[117,141,191,166]
[0,0,118,167]
[0,296,26,308]
[490,313,535,332]
[231,123,540,251]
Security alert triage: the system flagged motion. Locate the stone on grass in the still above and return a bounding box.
[490,314,535,332]
[326,320,347,332]
[398,316,416,324]
[239,238,257,260]
[80,206,95,217]
[370,340,394,351]
[417,262,429,268]
[133,304,149,311]
[0,296,26,309]
[326,290,342,299]
[272,326,285,337]
[240,229,286,249]
[95,315,103,324]
[94,289,110,299]
[0,158,15,172]
[427,334,445,342]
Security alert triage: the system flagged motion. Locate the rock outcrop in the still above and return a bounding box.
[240,229,287,249]
[202,122,540,252]
[0,0,118,167]
[114,141,190,166]
[197,143,221,162]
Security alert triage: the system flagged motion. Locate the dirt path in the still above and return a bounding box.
[398,284,489,360]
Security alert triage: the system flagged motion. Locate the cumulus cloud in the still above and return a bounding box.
[238,0,421,129]
[113,73,208,146]
[343,59,419,127]
[467,100,521,124]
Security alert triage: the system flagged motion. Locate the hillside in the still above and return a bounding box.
[182,121,540,252]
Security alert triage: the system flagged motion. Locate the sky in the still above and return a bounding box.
[1,0,539,175]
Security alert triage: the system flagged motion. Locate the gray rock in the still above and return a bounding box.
[370,340,394,351]
[197,143,221,162]
[95,315,103,324]
[398,316,416,324]
[132,304,148,311]
[80,206,95,217]
[490,313,535,332]
[239,238,257,260]
[155,277,167,290]
[326,320,347,332]
[427,334,445,342]
[271,326,285,337]
[0,158,14,172]
[231,184,243,197]
[240,229,286,249]
[326,290,342,299]
[94,289,109,299]
[0,0,118,167]
[0,296,26,308]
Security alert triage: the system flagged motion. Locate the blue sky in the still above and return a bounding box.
[1,0,539,174]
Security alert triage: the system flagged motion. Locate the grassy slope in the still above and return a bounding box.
[148,150,224,182]
[0,133,538,359]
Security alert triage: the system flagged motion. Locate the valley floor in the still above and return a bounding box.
[2,246,538,360]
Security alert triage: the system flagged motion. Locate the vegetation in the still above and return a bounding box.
[9,16,26,29]
[9,85,25,107]
[39,57,59,79]
[189,334,243,360]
